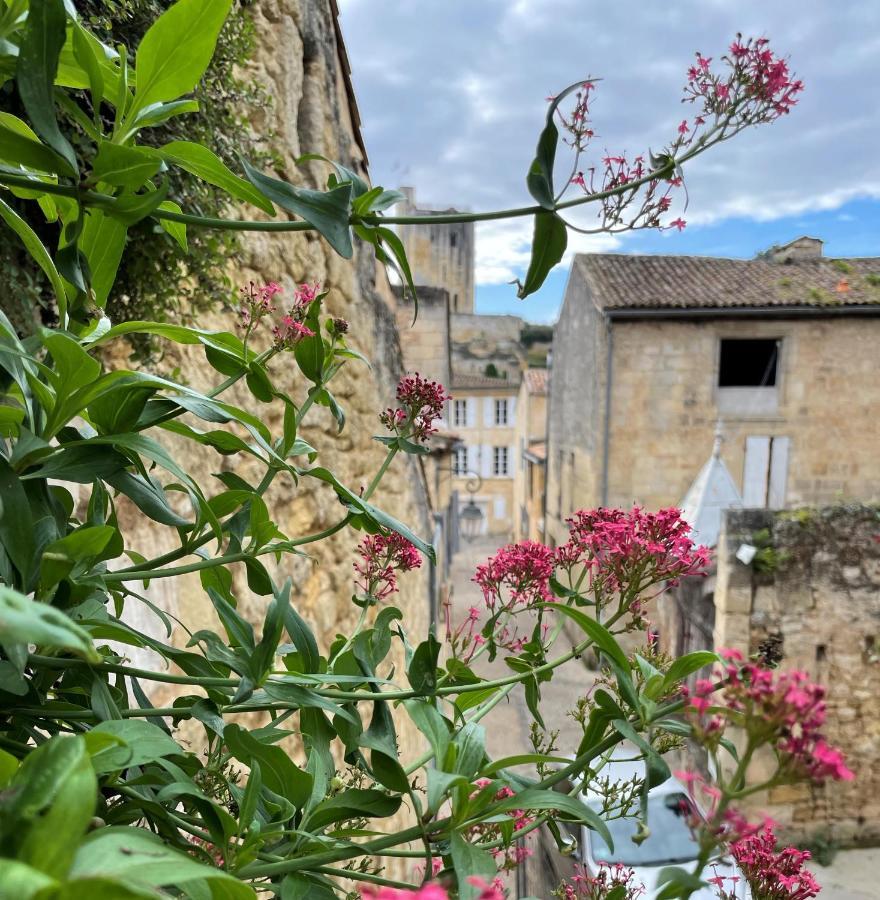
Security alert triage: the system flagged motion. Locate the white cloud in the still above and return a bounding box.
[339,0,880,283]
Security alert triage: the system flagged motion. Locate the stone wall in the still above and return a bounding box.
[714,505,880,845]
[451,312,525,379]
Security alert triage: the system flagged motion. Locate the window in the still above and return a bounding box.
[453,399,468,427]
[450,232,457,248]
[493,446,509,477]
[452,445,469,475]
[494,399,508,426]
[718,339,780,387]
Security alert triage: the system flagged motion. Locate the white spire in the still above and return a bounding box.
[679,421,743,549]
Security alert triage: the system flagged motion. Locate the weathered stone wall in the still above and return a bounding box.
[714,505,880,845]
[451,312,525,378]
[104,0,435,873]
[392,284,452,393]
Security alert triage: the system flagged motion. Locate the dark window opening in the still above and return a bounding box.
[718,339,780,387]
[450,232,457,248]
[816,644,827,662]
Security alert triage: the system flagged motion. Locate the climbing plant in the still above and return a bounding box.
[0,3,836,899]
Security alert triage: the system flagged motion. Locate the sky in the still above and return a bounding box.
[336,0,880,324]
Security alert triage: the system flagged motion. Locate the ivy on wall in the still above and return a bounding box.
[0,0,271,349]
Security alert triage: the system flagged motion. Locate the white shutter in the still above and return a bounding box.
[507,396,516,427]
[768,437,790,508]
[743,436,770,506]
[480,444,492,479]
[509,443,517,478]
[466,398,476,428]
[494,496,507,519]
[483,397,494,427]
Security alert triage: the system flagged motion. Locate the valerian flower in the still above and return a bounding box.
[555,862,647,899]
[379,373,450,443]
[473,540,556,610]
[272,282,322,350]
[725,822,820,900]
[238,280,282,330]
[354,532,422,602]
[687,651,854,783]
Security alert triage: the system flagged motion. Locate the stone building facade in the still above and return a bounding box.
[513,369,548,542]
[396,187,475,313]
[711,506,880,846]
[545,240,880,546]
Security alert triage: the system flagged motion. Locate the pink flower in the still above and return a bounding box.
[729,821,820,900]
[678,119,690,134]
[668,217,687,231]
[361,885,449,900]
[354,532,422,602]
[380,373,450,443]
[473,540,555,611]
[466,877,506,900]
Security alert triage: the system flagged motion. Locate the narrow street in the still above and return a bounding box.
[446,538,877,899]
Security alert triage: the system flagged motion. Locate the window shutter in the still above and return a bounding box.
[483,397,494,427]
[467,398,476,428]
[743,436,771,506]
[509,443,517,478]
[480,444,492,479]
[494,496,507,519]
[508,396,516,427]
[768,436,790,508]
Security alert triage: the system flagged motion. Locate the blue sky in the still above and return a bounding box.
[337,0,880,324]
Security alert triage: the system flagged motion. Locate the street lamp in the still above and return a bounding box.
[459,497,483,539]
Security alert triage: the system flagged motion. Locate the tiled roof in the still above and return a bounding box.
[576,253,880,311]
[451,373,519,390]
[523,368,548,395]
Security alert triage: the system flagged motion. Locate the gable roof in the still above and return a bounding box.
[576,252,880,312]
[523,368,548,395]
[679,434,744,549]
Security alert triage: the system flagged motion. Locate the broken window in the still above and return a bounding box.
[718,338,780,387]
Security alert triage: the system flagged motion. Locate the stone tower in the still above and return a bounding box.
[396,186,475,313]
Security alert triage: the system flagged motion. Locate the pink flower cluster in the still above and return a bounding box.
[474,541,555,611]
[238,281,282,330]
[272,282,321,348]
[361,879,503,900]
[558,862,646,900]
[687,649,854,783]
[236,281,323,350]
[354,532,422,602]
[560,507,710,605]
[380,373,450,443]
[561,36,801,237]
[685,36,804,124]
[726,822,820,900]
[467,780,534,871]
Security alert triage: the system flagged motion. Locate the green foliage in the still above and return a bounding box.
[831,258,852,274]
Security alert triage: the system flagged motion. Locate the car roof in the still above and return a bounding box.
[578,748,685,801]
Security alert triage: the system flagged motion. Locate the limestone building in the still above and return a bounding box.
[545,238,880,547]
[513,369,548,541]
[397,187,475,313]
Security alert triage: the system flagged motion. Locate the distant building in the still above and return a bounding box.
[449,373,520,536]
[513,369,548,542]
[397,187,475,313]
[545,237,880,546]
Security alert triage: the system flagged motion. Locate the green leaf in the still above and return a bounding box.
[157,140,274,214]
[88,719,184,774]
[0,457,35,583]
[661,650,718,694]
[408,634,440,694]
[535,602,630,671]
[280,874,336,900]
[1,734,96,878]
[69,827,256,898]
[478,753,571,777]
[516,210,567,299]
[492,788,613,849]
[223,723,312,811]
[16,0,78,175]
[0,584,99,661]
[241,157,354,258]
[0,860,58,899]
[104,469,190,527]
[40,524,116,591]
[0,113,70,174]
[452,722,486,780]
[655,866,708,900]
[156,200,187,250]
[304,788,402,831]
[0,196,67,319]
[129,98,200,131]
[72,20,104,113]
[404,699,450,767]
[78,209,127,308]
[612,719,671,789]
[132,0,233,114]
[91,141,160,189]
[450,831,497,900]
[104,179,169,226]
[526,80,584,209]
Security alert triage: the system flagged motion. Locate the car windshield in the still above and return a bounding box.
[590,792,701,867]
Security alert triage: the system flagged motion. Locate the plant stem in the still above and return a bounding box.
[363,447,398,501]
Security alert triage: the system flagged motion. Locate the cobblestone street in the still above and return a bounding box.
[446,537,877,899]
